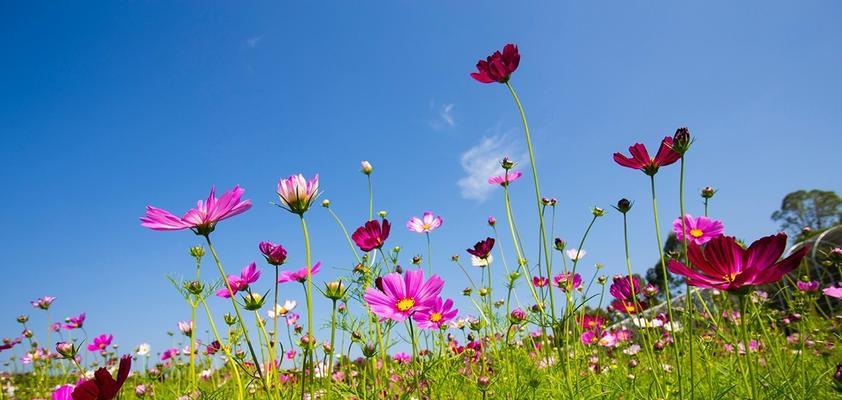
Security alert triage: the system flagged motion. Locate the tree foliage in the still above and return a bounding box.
[771,189,842,237]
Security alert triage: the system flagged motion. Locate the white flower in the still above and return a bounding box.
[199,369,213,380]
[663,321,682,332]
[566,248,586,261]
[136,343,151,357]
[623,344,641,355]
[268,300,298,319]
[471,254,493,267]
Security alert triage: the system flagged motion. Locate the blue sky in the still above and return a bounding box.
[1,1,840,362]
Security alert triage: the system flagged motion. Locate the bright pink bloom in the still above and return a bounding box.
[470,43,520,84]
[488,171,522,186]
[31,296,56,310]
[406,212,443,234]
[276,174,320,215]
[86,334,113,352]
[553,272,583,292]
[669,233,809,292]
[613,137,681,176]
[160,348,178,361]
[352,219,391,252]
[363,269,444,322]
[140,186,251,235]
[392,352,412,364]
[413,297,458,329]
[578,314,606,331]
[532,276,549,288]
[796,280,819,292]
[216,262,261,298]
[610,275,641,301]
[823,286,842,299]
[277,262,322,284]
[673,214,724,245]
[64,313,86,330]
[52,384,74,400]
[72,355,131,400]
[611,298,647,315]
[259,241,288,266]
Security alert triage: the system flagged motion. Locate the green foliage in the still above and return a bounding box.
[771,189,842,237]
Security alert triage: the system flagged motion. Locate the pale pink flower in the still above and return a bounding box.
[406,212,443,233]
[488,171,523,186]
[276,174,320,215]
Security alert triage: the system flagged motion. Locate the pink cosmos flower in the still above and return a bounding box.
[668,233,810,292]
[141,186,251,235]
[610,275,641,301]
[532,276,549,288]
[161,348,178,361]
[413,297,458,330]
[87,334,113,352]
[392,352,412,364]
[673,214,724,245]
[352,219,391,252]
[259,241,288,266]
[578,314,606,331]
[823,286,842,299]
[52,383,74,400]
[285,312,300,326]
[278,262,322,284]
[553,272,583,292]
[31,296,56,310]
[276,174,320,215]
[216,262,261,298]
[363,269,444,322]
[406,212,443,234]
[796,280,819,292]
[470,43,520,84]
[64,313,86,330]
[488,171,522,186]
[613,137,681,176]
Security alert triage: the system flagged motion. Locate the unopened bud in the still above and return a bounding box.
[321,199,331,208]
[360,161,373,175]
[189,246,205,258]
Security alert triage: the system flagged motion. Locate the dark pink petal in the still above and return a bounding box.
[743,233,787,272]
[653,136,681,166]
[613,153,643,169]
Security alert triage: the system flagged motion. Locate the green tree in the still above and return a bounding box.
[771,190,842,237]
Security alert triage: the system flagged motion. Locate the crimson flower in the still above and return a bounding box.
[467,237,495,259]
[470,44,520,84]
[351,219,391,252]
[259,241,288,266]
[668,233,809,293]
[613,137,681,176]
[71,355,131,400]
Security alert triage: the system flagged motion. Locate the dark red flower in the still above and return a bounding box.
[351,219,391,252]
[259,241,288,266]
[72,355,131,400]
[467,237,495,259]
[470,44,520,84]
[613,137,681,176]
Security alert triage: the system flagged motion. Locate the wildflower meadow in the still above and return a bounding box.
[3,4,842,400]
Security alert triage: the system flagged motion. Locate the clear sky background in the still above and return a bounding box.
[1,1,840,362]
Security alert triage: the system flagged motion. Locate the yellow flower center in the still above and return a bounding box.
[396,298,415,312]
[689,228,704,238]
[724,271,742,283]
[422,223,431,231]
[624,303,637,313]
[430,312,442,322]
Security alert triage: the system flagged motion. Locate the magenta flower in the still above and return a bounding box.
[668,233,810,292]
[161,348,178,361]
[64,313,86,330]
[470,43,520,84]
[578,314,606,331]
[215,262,261,298]
[31,296,56,310]
[278,262,322,284]
[613,137,681,176]
[413,297,458,330]
[87,334,113,352]
[259,241,288,266]
[363,269,444,322]
[796,280,819,292]
[392,352,412,364]
[406,212,443,234]
[488,171,523,186]
[553,272,583,292]
[824,286,842,299]
[276,174,320,215]
[52,384,74,400]
[71,355,131,400]
[140,186,251,235]
[532,276,549,288]
[352,219,391,252]
[673,214,724,245]
[609,275,641,301]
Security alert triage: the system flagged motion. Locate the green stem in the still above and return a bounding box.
[328,300,338,377]
[678,156,695,399]
[367,174,373,221]
[426,232,433,275]
[502,183,542,312]
[326,207,362,264]
[200,297,244,400]
[299,215,315,400]
[739,295,758,399]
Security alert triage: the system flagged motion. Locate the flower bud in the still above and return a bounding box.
[597,276,607,285]
[451,255,460,262]
[353,263,368,275]
[500,157,515,170]
[493,299,504,308]
[16,315,28,324]
[592,207,605,217]
[189,245,205,259]
[22,329,32,338]
[322,342,333,353]
[541,197,550,206]
[223,313,238,326]
[338,303,347,314]
[469,318,485,331]
[549,198,558,206]
[324,280,347,301]
[672,127,691,154]
[412,255,422,265]
[184,280,205,296]
[378,210,387,218]
[243,293,265,311]
[478,288,490,297]
[360,161,373,175]
[477,376,491,390]
[321,199,331,208]
[508,271,521,283]
[55,341,77,359]
[462,287,472,296]
[487,216,496,227]
[509,308,527,324]
[615,198,632,214]
[554,238,566,251]
[701,186,716,199]
[362,342,377,358]
[351,331,362,341]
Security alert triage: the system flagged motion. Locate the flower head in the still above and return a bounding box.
[467,237,495,259]
[352,219,391,252]
[86,334,113,352]
[141,186,251,235]
[135,343,150,357]
[259,242,288,266]
[31,296,56,310]
[470,43,520,84]
[488,171,523,186]
[553,272,583,292]
[71,355,131,400]
[613,137,681,176]
[673,214,724,245]
[407,212,443,234]
[64,313,86,330]
[566,248,586,261]
[668,233,809,292]
[52,383,75,400]
[532,276,549,288]
[822,286,842,299]
[363,269,444,322]
[413,297,458,329]
[796,280,819,292]
[216,262,261,298]
[276,174,320,215]
[610,275,641,301]
[278,262,322,284]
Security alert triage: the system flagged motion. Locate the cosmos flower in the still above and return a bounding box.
[488,171,523,186]
[278,262,322,284]
[135,343,150,357]
[553,272,583,292]
[668,233,809,292]
[31,296,56,310]
[64,313,86,330]
[259,241,288,266]
[413,297,458,330]
[177,321,193,337]
[216,262,262,298]
[140,186,251,235]
[276,174,320,215]
[52,383,74,400]
[673,214,724,245]
[267,300,297,319]
[470,43,520,84]
[86,334,113,352]
[160,348,178,361]
[566,249,586,261]
[796,280,819,292]
[352,219,391,252]
[532,276,549,288]
[406,212,443,234]
[363,269,444,322]
[613,137,681,176]
[71,355,131,400]
[823,286,842,299]
[578,314,606,331]
[467,237,495,259]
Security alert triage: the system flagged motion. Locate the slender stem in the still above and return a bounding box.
[272,265,279,386]
[326,207,362,264]
[678,156,695,398]
[299,215,315,400]
[649,175,683,396]
[739,295,758,400]
[502,183,543,311]
[426,232,433,275]
[367,174,373,221]
[200,297,243,400]
[328,300,338,377]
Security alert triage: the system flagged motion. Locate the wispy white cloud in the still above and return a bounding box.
[457,130,525,202]
[246,36,263,48]
[428,101,455,130]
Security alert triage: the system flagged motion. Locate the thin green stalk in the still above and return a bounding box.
[328,299,338,376]
[739,295,758,400]
[299,215,315,400]
[367,174,373,221]
[200,297,244,400]
[678,156,696,399]
[326,206,362,264]
[426,232,433,275]
[502,183,542,311]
